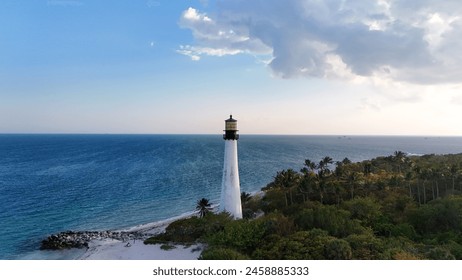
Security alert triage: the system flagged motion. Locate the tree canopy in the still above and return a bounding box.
[146,152,462,260]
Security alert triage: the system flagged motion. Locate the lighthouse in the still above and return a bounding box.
[220,115,242,219]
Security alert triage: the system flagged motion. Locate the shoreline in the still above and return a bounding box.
[78,239,203,260]
[77,211,203,260]
[77,193,263,260]
[38,210,205,260]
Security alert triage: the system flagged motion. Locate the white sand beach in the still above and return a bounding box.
[76,211,203,260]
[79,239,202,260]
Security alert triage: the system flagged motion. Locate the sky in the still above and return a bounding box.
[1,0,462,135]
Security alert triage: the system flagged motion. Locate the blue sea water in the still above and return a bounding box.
[1,134,462,259]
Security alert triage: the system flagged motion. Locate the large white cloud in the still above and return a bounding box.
[178,0,462,84]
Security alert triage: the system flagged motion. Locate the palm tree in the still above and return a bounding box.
[317,157,333,180]
[449,164,459,193]
[393,151,406,174]
[301,159,317,175]
[316,157,333,204]
[313,173,324,204]
[321,156,334,171]
[273,169,301,206]
[419,168,432,204]
[196,198,212,218]
[283,169,300,205]
[347,171,360,199]
[405,171,414,199]
[299,159,317,202]
[363,161,372,176]
[334,158,351,178]
[304,159,317,171]
[414,166,422,205]
[342,157,352,165]
[431,168,442,199]
[241,192,252,204]
[331,181,343,205]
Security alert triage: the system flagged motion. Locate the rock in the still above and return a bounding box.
[40,229,156,250]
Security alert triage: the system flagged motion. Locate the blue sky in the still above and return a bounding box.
[1,0,462,135]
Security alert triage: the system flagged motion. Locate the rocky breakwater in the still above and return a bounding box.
[40,230,151,250]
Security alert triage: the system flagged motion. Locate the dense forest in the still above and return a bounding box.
[145,152,462,260]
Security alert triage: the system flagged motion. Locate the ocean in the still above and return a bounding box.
[1,134,462,259]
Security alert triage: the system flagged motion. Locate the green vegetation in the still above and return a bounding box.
[160,244,176,251]
[145,152,462,260]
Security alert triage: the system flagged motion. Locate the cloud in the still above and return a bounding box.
[177,7,271,61]
[452,94,462,105]
[359,98,381,112]
[176,45,243,61]
[182,7,211,22]
[176,45,201,61]
[178,0,462,84]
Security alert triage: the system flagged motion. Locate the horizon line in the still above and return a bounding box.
[1,133,462,137]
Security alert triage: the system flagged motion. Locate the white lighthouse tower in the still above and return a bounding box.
[220,115,243,219]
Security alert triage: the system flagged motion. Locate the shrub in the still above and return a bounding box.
[144,213,232,245]
[346,232,384,259]
[446,241,462,259]
[342,197,382,226]
[160,244,176,251]
[390,223,417,240]
[206,219,267,254]
[260,212,295,237]
[199,247,249,260]
[408,196,462,234]
[426,247,456,260]
[391,251,421,260]
[253,229,341,260]
[324,239,352,260]
[260,189,288,213]
[294,205,365,237]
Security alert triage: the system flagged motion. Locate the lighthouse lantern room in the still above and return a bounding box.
[223,115,239,140]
